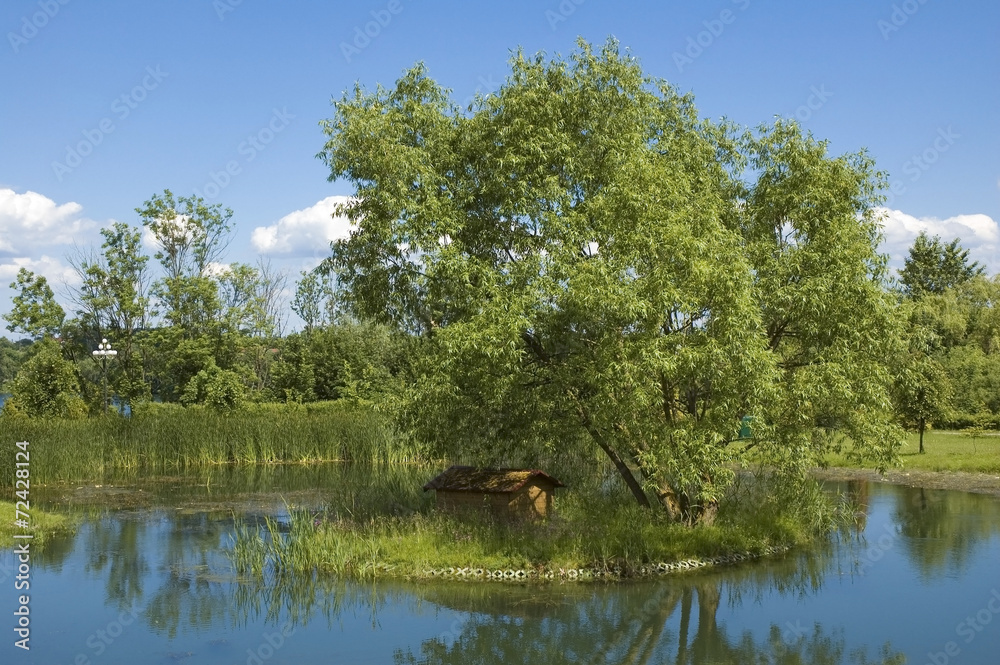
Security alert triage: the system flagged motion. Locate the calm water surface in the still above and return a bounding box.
[3,466,1000,664]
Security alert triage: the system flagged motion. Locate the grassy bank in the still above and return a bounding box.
[229,479,829,581]
[0,501,75,547]
[0,401,421,485]
[825,430,1000,473]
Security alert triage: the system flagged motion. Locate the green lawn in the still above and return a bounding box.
[828,429,1000,473]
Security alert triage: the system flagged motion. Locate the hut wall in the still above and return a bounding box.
[507,480,554,519]
[436,491,504,513]
[435,481,556,519]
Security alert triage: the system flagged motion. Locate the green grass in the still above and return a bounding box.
[0,401,423,486]
[0,501,76,547]
[229,479,825,581]
[826,429,1000,473]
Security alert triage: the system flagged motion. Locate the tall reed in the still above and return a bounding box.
[0,401,423,486]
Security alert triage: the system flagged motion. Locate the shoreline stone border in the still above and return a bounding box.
[369,545,791,582]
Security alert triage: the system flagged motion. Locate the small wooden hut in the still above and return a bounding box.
[423,466,565,520]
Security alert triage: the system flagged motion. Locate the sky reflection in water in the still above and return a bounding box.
[3,470,1000,664]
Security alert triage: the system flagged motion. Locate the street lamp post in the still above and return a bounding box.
[92,338,118,414]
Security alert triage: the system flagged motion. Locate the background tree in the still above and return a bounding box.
[899,231,984,298]
[69,221,153,408]
[894,354,952,453]
[3,268,65,339]
[0,337,31,386]
[137,189,233,337]
[292,269,325,334]
[1,338,87,418]
[899,275,1000,430]
[318,40,901,524]
[137,189,236,401]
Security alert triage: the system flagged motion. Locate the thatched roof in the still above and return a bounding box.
[423,466,565,493]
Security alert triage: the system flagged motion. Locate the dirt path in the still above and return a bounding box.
[812,467,1000,498]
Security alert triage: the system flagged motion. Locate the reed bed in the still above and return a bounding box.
[227,475,823,581]
[0,401,423,486]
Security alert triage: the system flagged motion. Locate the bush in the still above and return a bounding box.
[1,338,87,419]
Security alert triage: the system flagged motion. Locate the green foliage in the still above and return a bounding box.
[292,267,338,332]
[70,221,153,407]
[217,260,286,339]
[227,474,825,580]
[1,338,87,419]
[180,360,247,411]
[270,323,416,406]
[897,276,1000,429]
[137,189,234,341]
[318,38,902,523]
[0,401,414,485]
[0,337,30,386]
[733,120,904,474]
[3,268,65,339]
[136,188,234,280]
[899,231,984,298]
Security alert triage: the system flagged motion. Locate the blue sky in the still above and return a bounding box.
[1,0,998,332]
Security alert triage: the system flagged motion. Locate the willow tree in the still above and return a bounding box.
[319,39,901,525]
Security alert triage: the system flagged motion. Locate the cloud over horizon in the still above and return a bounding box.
[878,207,1000,274]
[0,188,97,254]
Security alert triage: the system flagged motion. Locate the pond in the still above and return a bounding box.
[3,465,1000,664]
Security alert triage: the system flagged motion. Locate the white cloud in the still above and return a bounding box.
[0,255,79,287]
[251,195,354,256]
[0,188,96,253]
[204,261,232,277]
[878,207,1000,273]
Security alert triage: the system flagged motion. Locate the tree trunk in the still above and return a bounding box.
[583,420,652,509]
[657,487,719,526]
[572,399,651,508]
[919,417,925,454]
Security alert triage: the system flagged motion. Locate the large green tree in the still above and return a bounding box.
[319,40,901,523]
[731,121,904,474]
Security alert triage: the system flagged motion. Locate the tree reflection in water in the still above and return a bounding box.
[892,484,1000,580]
[390,565,904,665]
[27,477,1000,663]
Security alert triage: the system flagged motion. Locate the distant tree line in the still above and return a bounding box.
[0,189,415,418]
[892,231,1000,449]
